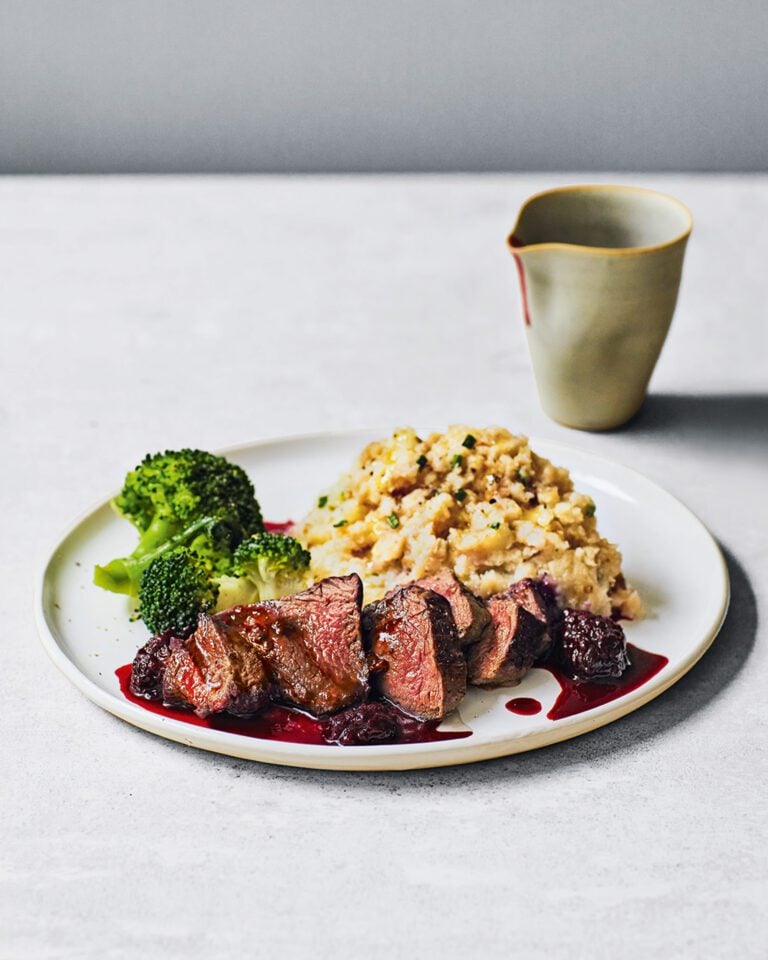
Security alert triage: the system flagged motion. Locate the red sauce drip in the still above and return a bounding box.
[385,714,472,745]
[116,665,471,747]
[508,234,531,326]
[542,643,668,721]
[505,697,542,716]
[264,520,293,534]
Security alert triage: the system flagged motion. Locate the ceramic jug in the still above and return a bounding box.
[508,185,693,430]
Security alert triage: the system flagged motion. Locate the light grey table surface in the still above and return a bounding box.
[1,175,765,959]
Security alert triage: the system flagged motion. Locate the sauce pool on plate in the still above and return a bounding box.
[521,644,668,721]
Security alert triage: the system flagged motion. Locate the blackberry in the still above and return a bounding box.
[558,609,630,680]
[323,701,401,745]
[129,630,175,700]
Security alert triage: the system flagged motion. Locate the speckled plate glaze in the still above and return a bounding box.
[35,431,729,771]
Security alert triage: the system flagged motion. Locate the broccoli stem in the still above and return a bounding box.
[93,515,221,596]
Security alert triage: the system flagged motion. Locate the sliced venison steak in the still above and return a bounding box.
[467,592,545,687]
[362,584,467,720]
[161,613,271,718]
[227,574,369,716]
[414,569,491,647]
[134,574,369,719]
[504,578,556,659]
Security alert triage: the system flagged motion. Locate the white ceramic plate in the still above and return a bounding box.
[35,431,729,771]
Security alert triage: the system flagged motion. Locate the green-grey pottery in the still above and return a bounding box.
[508,185,693,430]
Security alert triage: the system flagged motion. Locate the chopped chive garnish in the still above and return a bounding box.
[517,468,530,484]
[490,521,501,530]
[451,454,463,469]
[454,489,467,502]
[386,513,400,529]
[318,495,328,508]
[584,502,596,517]
[333,519,348,528]
[417,454,428,469]
[462,434,476,449]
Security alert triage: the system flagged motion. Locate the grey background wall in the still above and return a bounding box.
[1,0,766,174]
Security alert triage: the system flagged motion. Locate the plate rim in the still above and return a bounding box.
[34,429,731,771]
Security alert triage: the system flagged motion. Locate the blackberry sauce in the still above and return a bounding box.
[116,665,472,746]
[539,643,668,720]
[505,697,543,716]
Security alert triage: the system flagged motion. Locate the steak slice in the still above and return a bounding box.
[161,613,271,718]
[132,574,368,719]
[414,569,491,647]
[228,574,369,716]
[362,585,467,720]
[505,578,557,659]
[467,593,545,687]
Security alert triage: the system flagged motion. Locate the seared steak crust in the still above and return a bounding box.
[414,569,491,647]
[467,593,545,687]
[362,585,467,720]
[504,578,556,660]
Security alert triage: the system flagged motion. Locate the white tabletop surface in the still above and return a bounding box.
[2,174,766,959]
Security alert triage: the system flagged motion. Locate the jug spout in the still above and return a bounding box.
[507,234,535,326]
[506,230,563,326]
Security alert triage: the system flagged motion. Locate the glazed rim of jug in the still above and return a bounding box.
[507,184,693,257]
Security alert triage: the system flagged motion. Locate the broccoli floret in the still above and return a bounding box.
[139,548,218,636]
[94,449,263,597]
[215,532,311,608]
